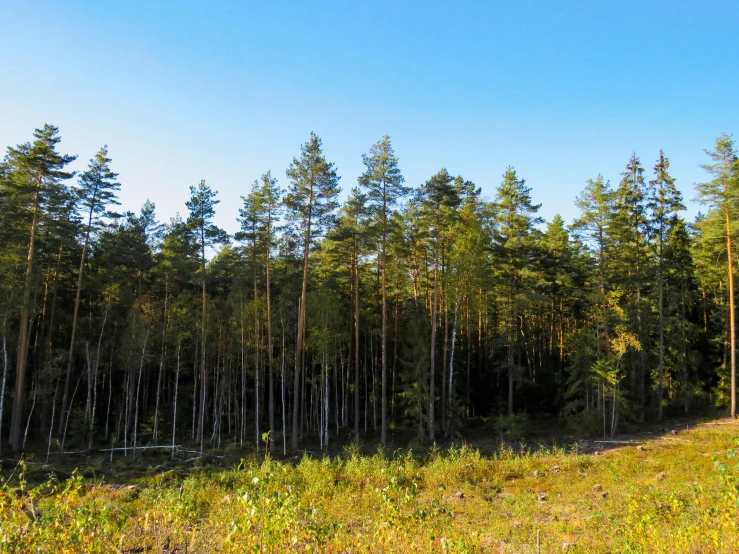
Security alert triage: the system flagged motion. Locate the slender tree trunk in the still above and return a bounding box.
[429,231,440,441]
[266,225,275,443]
[154,283,168,443]
[0,313,9,455]
[197,239,207,446]
[726,207,737,418]
[281,304,287,455]
[657,224,665,421]
[380,206,388,445]
[133,330,149,459]
[59,205,95,435]
[253,236,261,448]
[89,308,107,447]
[353,244,360,438]
[292,205,312,450]
[10,181,42,452]
[172,339,180,459]
[447,300,458,436]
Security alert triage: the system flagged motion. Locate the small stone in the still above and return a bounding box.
[592,484,602,491]
[656,472,666,481]
[671,429,679,435]
[636,445,645,452]
[552,465,561,472]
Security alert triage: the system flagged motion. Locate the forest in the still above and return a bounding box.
[0,124,737,457]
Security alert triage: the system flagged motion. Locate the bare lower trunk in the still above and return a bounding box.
[60,215,94,435]
[353,247,360,438]
[726,208,737,419]
[133,331,149,459]
[429,236,439,441]
[0,314,9,455]
[10,184,41,452]
[292,210,311,451]
[154,286,168,443]
[447,301,458,436]
[172,339,180,459]
[266,233,275,441]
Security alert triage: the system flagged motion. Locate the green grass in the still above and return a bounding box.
[1,420,738,553]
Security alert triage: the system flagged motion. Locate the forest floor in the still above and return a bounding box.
[1,415,738,552]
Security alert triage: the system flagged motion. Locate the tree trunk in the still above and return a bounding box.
[380,207,388,445]
[266,221,275,443]
[353,242,360,438]
[292,205,311,450]
[197,237,207,447]
[726,207,737,418]
[429,231,440,441]
[657,223,665,421]
[154,286,168,443]
[10,181,42,452]
[0,313,9,455]
[172,339,180,459]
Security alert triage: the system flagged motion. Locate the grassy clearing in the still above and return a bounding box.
[1,419,738,553]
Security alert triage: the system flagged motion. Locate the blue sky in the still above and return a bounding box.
[1,1,737,235]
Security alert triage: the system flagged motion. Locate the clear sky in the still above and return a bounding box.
[1,1,737,235]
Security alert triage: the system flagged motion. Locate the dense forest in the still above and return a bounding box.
[0,124,737,456]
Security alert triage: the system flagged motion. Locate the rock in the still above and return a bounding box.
[671,429,679,435]
[592,484,602,491]
[656,472,666,481]
[552,465,561,472]
[636,445,645,452]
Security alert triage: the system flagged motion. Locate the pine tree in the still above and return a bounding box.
[5,124,76,452]
[358,136,407,446]
[239,171,282,444]
[186,180,228,446]
[58,146,120,435]
[285,133,340,449]
[418,168,462,439]
[493,167,542,415]
[696,134,739,418]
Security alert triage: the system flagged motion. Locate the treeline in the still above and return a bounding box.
[0,125,737,455]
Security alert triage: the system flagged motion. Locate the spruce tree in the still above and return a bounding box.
[647,151,683,420]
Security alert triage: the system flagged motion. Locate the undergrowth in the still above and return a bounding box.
[1,422,738,552]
